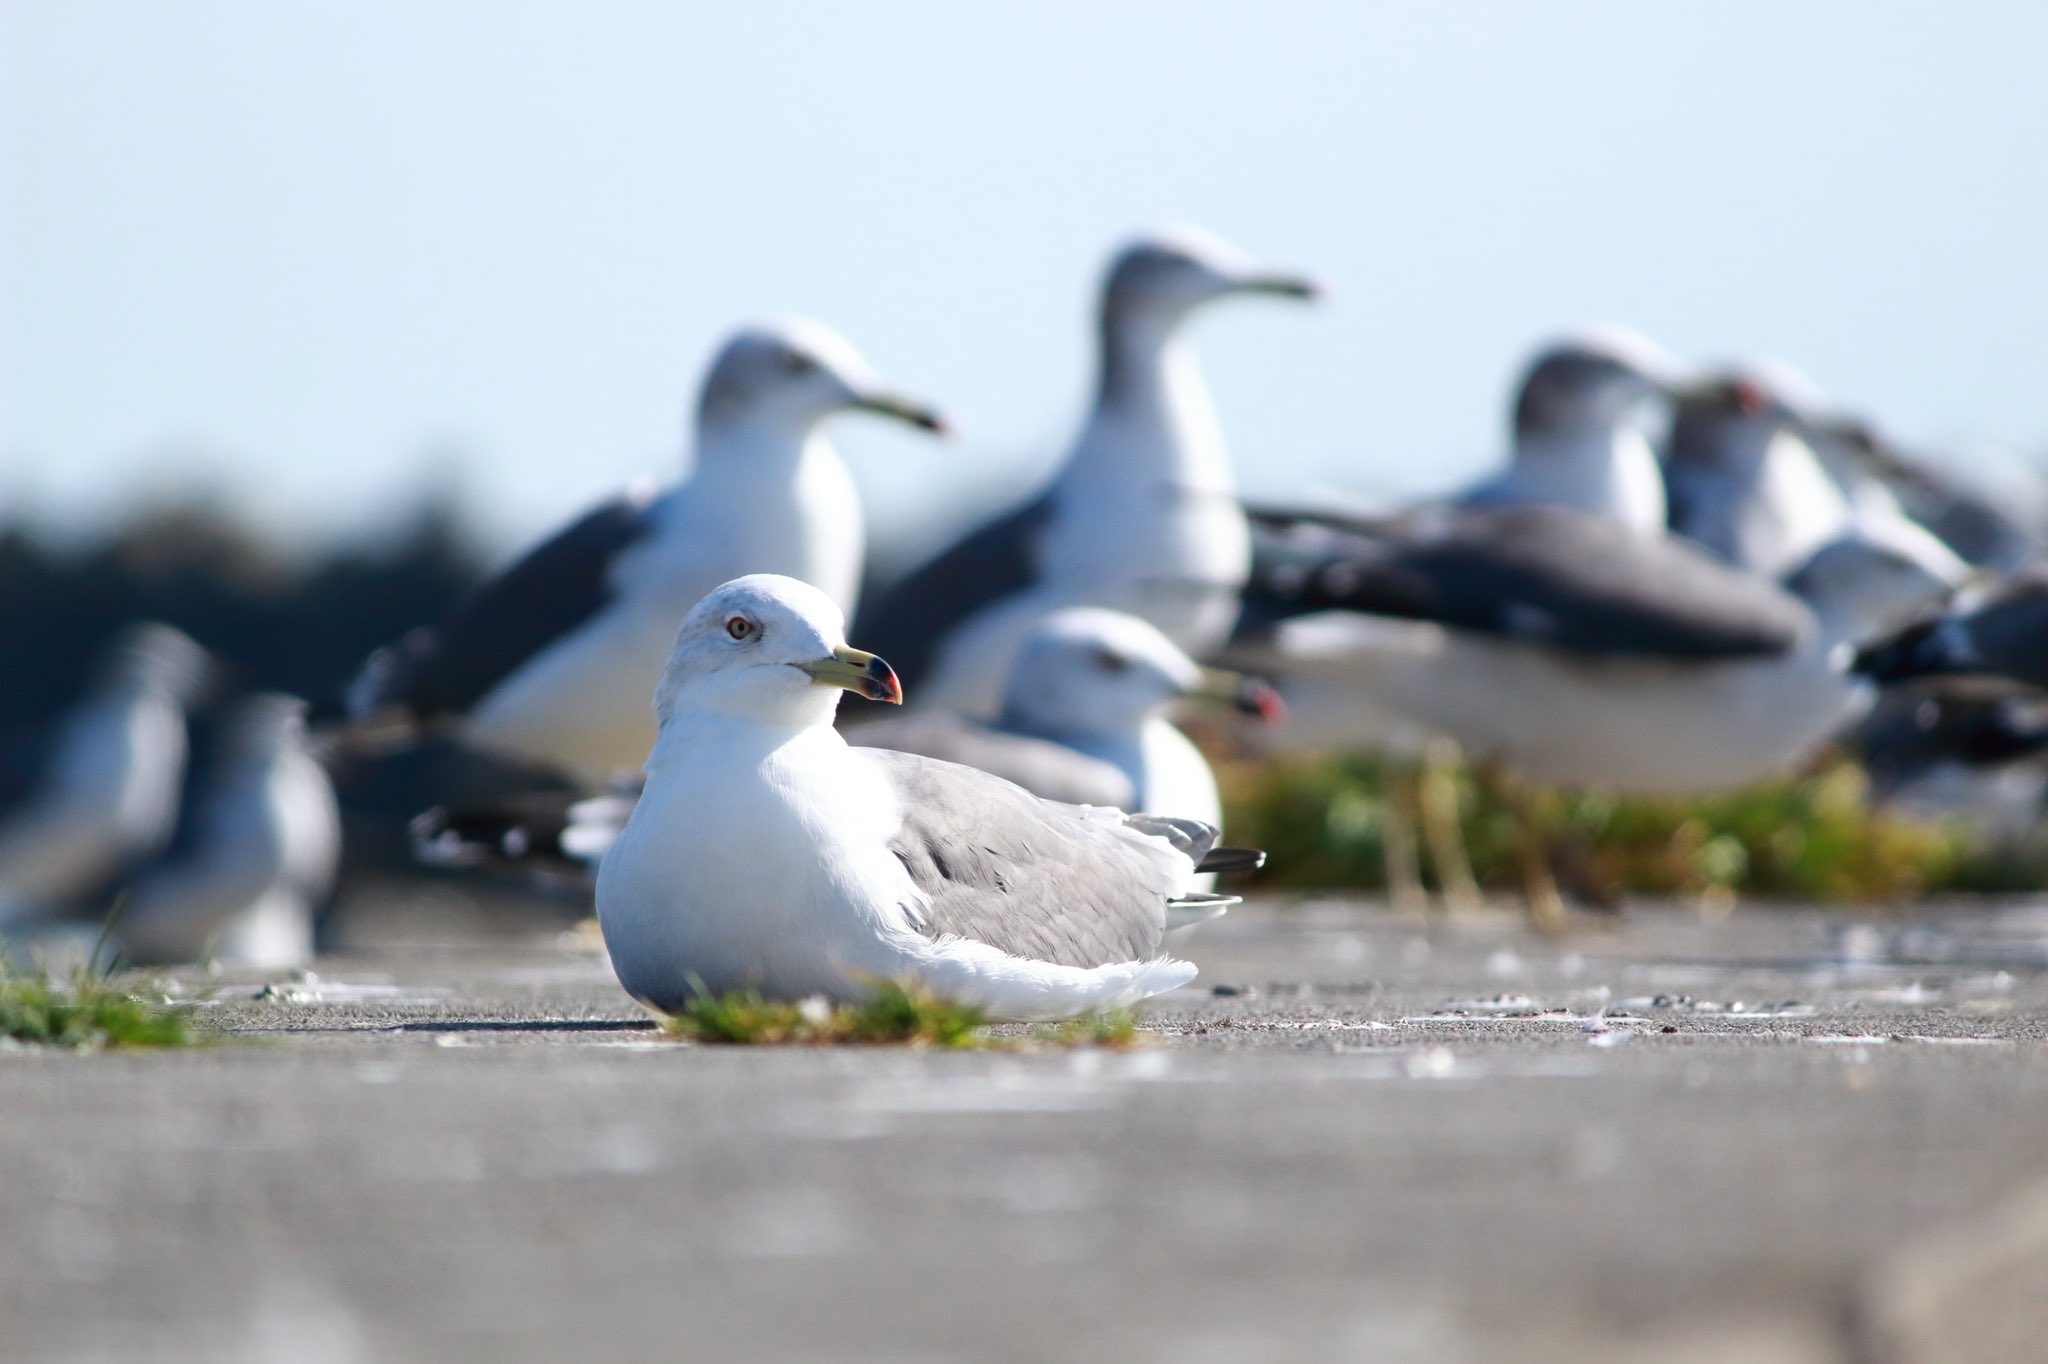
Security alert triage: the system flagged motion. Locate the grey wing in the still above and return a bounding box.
[1855,568,2048,686]
[857,748,1204,970]
[1238,503,1807,660]
[847,713,1136,809]
[347,488,661,724]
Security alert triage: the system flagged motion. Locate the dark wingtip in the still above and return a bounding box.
[1196,846,1268,875]
[1851,624,1938,682]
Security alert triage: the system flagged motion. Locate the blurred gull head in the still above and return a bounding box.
[694,318,948,439]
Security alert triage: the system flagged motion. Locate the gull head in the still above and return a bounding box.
[1669,365,1818,466]
[98,621,213,705]
[217,693,313,764]
[695,318,949,439]
[1000,607,1279,736]
[1099,226,1321,334]
[1511,324,1687,440]
[654,574,903,730]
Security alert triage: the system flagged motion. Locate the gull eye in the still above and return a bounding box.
[726,616,756,641]
[1093,648,1130,674]
[780,351,815,376]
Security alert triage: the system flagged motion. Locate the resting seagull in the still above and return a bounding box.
[117,694,341,969]
[597,576,1253,1022]
[330,319,946,786]
[856,226,1319,716]
[852,606,1279,822]
[410,607,1278,873]
[0,623,210,928]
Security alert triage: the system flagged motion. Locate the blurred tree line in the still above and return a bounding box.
[0,493,485,736]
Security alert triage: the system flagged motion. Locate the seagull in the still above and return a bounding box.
[328,319,947,786]
[0,623,210,928]
[1236,504,1965,924]
[596,575,1257,1021]
[1230,325,1683,905]
[117,694,341,970]
[1663,366,1853,577]
[1455,324,1685,533]
[409,607,1279,874]
[856,226,1319,716]
[1853,566,2048,690]
[852,606,1279,823]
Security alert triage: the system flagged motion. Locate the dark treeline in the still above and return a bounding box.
[0,495,487,736]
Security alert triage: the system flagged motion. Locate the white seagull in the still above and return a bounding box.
[852,606,1278,823]
[331,319,946,786]
[118,694,342,970]
[0,623,210,928]
[596,576,1253,1022]
[856,226,1319,716]
[410,607,1278,875]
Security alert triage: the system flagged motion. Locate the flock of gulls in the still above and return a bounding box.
[5,225,2048,1019]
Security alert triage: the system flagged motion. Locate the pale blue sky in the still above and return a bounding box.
[5,1,2044,561]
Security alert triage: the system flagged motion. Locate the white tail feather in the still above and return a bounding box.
[904,936,1197,1022]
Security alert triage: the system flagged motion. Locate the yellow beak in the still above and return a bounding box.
[796,646,904,705]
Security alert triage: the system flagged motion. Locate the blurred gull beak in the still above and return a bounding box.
[1193,667,1288,724]
[1233,269,1324,302]
[853,389,952,437]
[797,646,904,704]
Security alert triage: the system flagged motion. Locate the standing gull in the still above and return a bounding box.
[0,623,210,928]
[856,226,1319,716]
[1238,503,1965,923]
[1231,325,1683,903]
[118,694,341,970]
[330,319,946,786]
[597,576,1254,1021]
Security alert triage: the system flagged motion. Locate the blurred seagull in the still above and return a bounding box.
[0,623,210,928]
[596,575,1257,1021]
[328,319,947,786]
[856,226,1319,715]
[1233,325,1683,905]
[1663,366,1853,577]
[1237,503,1965,925]
[853,606,1279,823]
[118,694,341,970]
[1456,325,1685,533]
[1854,566,2048,690]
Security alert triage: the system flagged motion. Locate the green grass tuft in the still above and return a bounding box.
[664,983,1148,1050]
[0,963,200,1049]
[1219,753,1988,903]
[665,980,991,1048]
[1028,1007,1141,1049]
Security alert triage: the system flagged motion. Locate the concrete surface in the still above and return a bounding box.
[5,892,2048,1363]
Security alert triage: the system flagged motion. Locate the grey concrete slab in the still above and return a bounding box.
[5,894,2048,1363]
